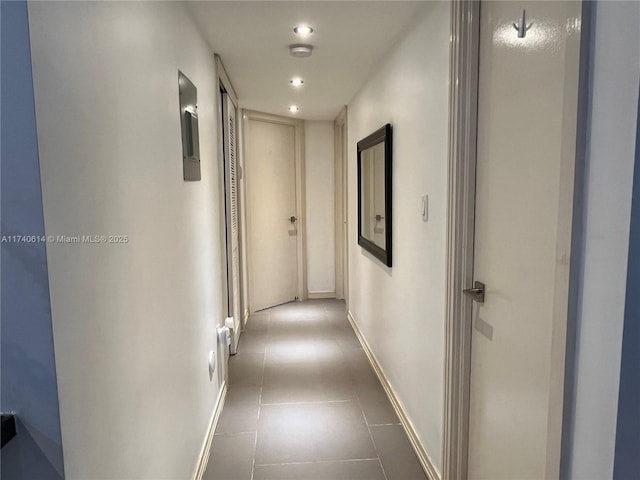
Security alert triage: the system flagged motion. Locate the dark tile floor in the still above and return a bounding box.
[204,300,427,480]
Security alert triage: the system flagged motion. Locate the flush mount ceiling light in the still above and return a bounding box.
[293,25,313,36]
[290,78,304,87]
[288,105,300,113]
[290,44,313,58]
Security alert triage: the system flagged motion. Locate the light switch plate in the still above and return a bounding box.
[421,194,428,222]
[208,350,215,380]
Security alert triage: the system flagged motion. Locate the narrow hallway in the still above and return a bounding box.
[204,300,426,480]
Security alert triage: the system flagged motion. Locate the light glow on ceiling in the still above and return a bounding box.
[290,78,304,87]
[288,105,300,113]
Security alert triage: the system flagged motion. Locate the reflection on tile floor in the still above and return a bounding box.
[203,300,426,480]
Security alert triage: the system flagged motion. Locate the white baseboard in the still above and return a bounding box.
[347,311,441,480]
[192,382,228,480]
[307,290,336,299]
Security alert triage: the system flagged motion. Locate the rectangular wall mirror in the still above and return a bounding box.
[357,123,392,267]
[179,70,201,181]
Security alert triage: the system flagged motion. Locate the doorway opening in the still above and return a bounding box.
[443,2,590,478]
[243,110,307,313]
[217,56,243,354]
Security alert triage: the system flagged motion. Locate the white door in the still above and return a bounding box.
[222,89,241,351]
[467,1,582,478]
[245,115,299,312]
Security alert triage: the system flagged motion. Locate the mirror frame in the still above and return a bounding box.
[357,123,392,267]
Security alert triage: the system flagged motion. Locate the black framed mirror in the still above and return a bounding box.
[357,123,392,267]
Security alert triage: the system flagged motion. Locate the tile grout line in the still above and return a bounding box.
[260,399,352,406]
[250,312,268,480]
[342,306,390,480]
[352,353,389,480]
[250,437,256,480]
[254,457,381,467]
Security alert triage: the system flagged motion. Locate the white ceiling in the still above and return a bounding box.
[185,1,429,120]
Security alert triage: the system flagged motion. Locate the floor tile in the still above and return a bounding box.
[255,401,377,465]
[323,299,347,314]
[333,324,363,350]
[268,315,326,328]
[355,377,400,426]
[215,385,261,434]
[203,432,256,480]
[343,348,377,380]
[261,375,354,404]
[370,425,427,480]
[246,313,269,331]
[228,352,264,386]
[237,331,267,354]
[253,459,385,480]
[208,300,423,480]
[261,348,355,403]
[266,329,334,352]
[269,301,323,318]
[261,355,324,404]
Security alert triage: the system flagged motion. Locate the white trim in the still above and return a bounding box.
[216,56,243,353]
[347,311,440,480]
[307,291,336,300]
[334,107,348,303]
[192,382,228,480]
[442,2,479,479]
[216,54,250,332]
[215,55,238,107]
[545,3,590,475]
[242,109,307,313]
[214,58,231,328]
[237,101,250,327]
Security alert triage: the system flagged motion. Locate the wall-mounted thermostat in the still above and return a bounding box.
[178,71,201,181]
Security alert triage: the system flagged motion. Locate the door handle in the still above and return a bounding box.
[463,281,485,303]
[289,216,297,224]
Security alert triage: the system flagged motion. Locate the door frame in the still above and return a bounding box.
[442,1,479,478]
[334,107,349,304]
[442,2,591,478]
[242,109,307,313]
[215,55,243,351]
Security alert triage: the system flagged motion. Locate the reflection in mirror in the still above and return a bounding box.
[357,123,392,267]
[360,143,386,249]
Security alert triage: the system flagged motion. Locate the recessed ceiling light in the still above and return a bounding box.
[290,78,304,87]
[294,25,313,36]
[289,105,300,113]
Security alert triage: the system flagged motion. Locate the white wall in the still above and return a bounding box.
[569,2,640,478]
[27,2,224,478]
[347,2,450,473]
[305,121,336,296]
